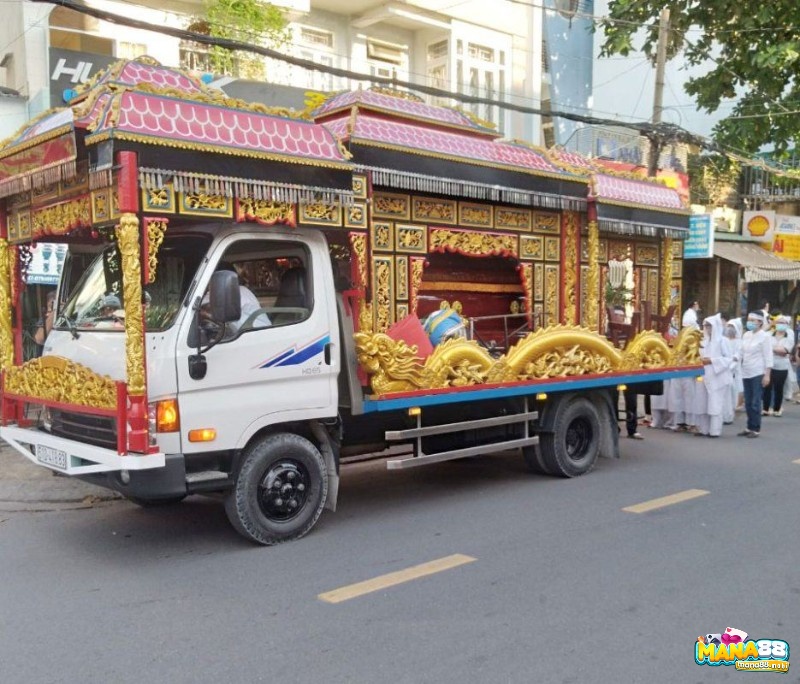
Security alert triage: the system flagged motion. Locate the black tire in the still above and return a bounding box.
[522,443,554,475]
[125,495,186,507]
[538,397,600,478]
[224,432,328,545]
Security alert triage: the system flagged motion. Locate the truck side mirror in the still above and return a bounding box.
[210,270,241,323]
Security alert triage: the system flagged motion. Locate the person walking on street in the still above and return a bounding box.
[694,314,732,437]
[739,311,773,438]
[762,315,792,416]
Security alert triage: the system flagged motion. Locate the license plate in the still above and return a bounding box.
[36,444,68,470]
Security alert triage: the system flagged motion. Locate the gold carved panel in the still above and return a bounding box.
[544,237,560,262]
[396,303,409,321]
[635,244,659,267]
[534,262,544,300]
[236,198,296,226]
[178,191,232,218]
[92,190,114,223]
[372,256,394,332]
[533,211,560,234]
[372,192,410,220]
[396,255,409,300]
[495,207,532,231]
[429,227,518,257]
[412,197,457,224]
[371,221,394,251]
[395,224,427,253]
[299,201,342,226]
[7,213,19,242]
[141,185,175,213]
[353,174,368,200]
[520,235,543,260]
[581,237,608,263]
[344,202,367,229]
[33,196,92,238]
[544,264,560,326]
[458,202,493,228]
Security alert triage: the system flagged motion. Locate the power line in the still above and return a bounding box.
[27,0,798,178]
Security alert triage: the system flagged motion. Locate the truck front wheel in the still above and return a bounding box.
[538,397,600,477]
[225,432,328,545]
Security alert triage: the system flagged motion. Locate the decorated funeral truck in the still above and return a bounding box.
[0,59,700,544]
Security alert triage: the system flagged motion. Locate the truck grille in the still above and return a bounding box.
[50,410,118,451]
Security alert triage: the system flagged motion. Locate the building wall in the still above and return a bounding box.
[0,0,578,147]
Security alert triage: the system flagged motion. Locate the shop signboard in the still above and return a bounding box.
[742,210,775,243]
[684,214,714,259]
[26,244,66,285]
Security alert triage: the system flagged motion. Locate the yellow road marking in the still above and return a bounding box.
[318,553,476,604]
[623,488,709,514]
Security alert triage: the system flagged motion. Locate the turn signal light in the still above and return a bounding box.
[188,428,217,443]
[156,399,180,433]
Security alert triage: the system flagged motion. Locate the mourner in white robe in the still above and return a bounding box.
[693,314,733,437]
[722,319,742,423]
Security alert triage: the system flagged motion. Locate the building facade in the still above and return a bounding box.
[0,0,593,145]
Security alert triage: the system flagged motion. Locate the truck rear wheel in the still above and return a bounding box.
[225,432,328,545]
[538,397,600,477]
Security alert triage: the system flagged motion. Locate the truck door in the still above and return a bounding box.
[175,231,339,453]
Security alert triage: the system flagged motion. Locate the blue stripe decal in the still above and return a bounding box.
[259,335,330,369]
[361,368,702,413]
[276,335,329,367]
[262,349,294,369]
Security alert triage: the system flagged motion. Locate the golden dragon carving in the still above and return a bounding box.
[354,324,701,396]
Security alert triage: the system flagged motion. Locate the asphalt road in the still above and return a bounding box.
[1,410,799,684]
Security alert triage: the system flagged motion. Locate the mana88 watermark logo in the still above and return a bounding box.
[695,627,789,673]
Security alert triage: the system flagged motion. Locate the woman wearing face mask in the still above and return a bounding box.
[722,319,742,424]
[762,315,792,417]
[738,312,773,437]
[693,314,732,437]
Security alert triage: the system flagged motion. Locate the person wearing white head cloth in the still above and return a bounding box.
[722,318,744,423]
[762,315,793,416]
[693,314,732,437]
[738,311,773,437]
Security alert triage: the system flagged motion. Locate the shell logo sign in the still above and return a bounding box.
[742,210,775,243]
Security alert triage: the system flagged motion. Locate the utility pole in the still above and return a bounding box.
[648,7,670,177]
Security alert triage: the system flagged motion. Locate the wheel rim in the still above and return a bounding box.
[257,459,311,522]
[564,416,593,462]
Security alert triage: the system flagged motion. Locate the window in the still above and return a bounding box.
[117,42,147,59]
[453,38,508,132]
[197,240,312,345]
[427,39,448,60]
[299,27,333,49]
[58,235,211,333]
[366,39,406,66]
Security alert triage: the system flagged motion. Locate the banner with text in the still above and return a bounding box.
[685,214,714,259]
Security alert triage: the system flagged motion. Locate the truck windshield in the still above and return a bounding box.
[56,234,211,332]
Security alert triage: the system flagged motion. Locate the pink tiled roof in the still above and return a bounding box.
[88,91,350,165]
[593,173,685,210]
[330,112,569,176]
[316,90,496,136]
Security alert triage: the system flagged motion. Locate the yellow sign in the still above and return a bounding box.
[763,233,800,261]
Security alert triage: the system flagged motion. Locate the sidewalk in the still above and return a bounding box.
[0,443,121,511]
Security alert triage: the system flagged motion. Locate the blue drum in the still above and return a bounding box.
[423,306,466,346]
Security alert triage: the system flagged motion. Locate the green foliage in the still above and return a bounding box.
[600,1,800,156]
[189,0,291,79]
[687,153,740,206]
[605,281,633,308]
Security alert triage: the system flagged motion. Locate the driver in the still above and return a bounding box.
[202,261,270,334]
